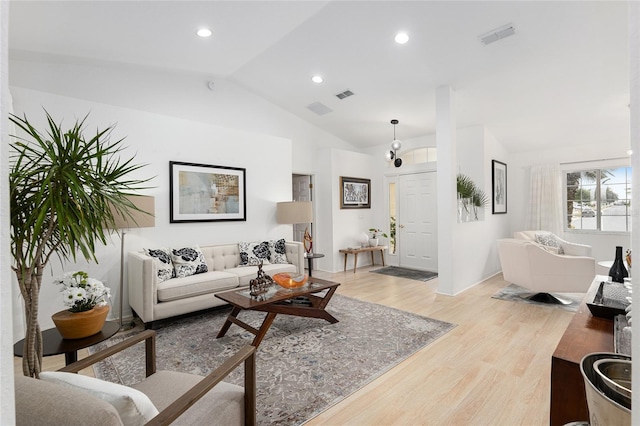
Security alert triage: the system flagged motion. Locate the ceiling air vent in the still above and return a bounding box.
[335,89,354,100]
[307,102,333,116]
[479,23,515,45]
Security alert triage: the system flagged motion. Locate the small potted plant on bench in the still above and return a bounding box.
[368,228,388,247]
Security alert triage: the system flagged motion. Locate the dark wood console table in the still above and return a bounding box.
[550,276,614,426]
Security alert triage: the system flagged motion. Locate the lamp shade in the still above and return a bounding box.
[110,195,155,229]
[276,201,313,224]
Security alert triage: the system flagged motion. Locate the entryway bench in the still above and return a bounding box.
[339,246,387,273]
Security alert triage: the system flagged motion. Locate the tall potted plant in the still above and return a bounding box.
[10,110,151,377]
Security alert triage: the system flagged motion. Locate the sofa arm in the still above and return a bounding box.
[284,241,304,274]
[128,251,158,324]
[556,238,592,257]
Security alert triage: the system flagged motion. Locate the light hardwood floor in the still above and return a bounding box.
[15,266,575,425]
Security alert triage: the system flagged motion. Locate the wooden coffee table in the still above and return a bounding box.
[215,277,340,347]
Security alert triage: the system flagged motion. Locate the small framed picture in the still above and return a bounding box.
[340,176,371,209]
[492,160,507,214]
[170,161,246,223]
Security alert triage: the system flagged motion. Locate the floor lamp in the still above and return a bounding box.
[111,195,155,329]
[276,201,313,253]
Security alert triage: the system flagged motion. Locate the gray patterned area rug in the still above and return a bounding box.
[492,283,584,312]
[371,266,438,282]
[91,294,455,425]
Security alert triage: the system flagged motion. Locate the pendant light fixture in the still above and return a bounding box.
[385,119,402,167]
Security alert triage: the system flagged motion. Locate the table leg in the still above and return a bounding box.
[353,253,358,273]
[307,257,314,277]
[64,351,78,366]
[343,254,348,272]
[251,312,277,347]
[370,251,375,265]
[217,306,242,338]
[380,249,385,266]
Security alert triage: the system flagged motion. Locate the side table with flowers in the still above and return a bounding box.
[51,271,111,339]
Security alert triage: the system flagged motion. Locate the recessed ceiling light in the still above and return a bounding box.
[394,32,409,45]
[312,75,324,84]
[196,28,213,38]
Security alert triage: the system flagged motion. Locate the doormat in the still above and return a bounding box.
[90,294,455,425]
[491,283,583,312]
[371,266,438,282]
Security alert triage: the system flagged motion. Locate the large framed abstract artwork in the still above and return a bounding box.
[170,161,246,223]
[492,160,507,214]
[340,176,371,209]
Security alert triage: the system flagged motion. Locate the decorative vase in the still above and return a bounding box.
[51,304,109,339]
[369,238,379,247]
[609,246,629,283]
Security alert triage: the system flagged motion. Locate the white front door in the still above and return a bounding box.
[292,175,312,243]
[398,172,438,271]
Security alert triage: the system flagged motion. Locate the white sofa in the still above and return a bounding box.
[498,231,595,303]
[128,241,304,328]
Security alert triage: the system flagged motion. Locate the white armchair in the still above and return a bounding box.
[497,236,596,304]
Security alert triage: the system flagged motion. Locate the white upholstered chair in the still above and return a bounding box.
[15,330,256,426]
[498,232,595,304]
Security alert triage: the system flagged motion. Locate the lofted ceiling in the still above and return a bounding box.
[8,1,630,153]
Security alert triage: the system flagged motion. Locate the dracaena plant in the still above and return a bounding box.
[10,110,152,377]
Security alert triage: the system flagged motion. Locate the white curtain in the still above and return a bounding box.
[526,164,563,233]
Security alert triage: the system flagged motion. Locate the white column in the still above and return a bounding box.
[629,1,639,421]
[436,85,457,296]
[0,0,16,422]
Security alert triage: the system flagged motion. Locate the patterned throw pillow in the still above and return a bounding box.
[269,239,289,264]
[239,241,271,266]
[170,246,208,278]
[534,233,565,255]
[143,248,175,283]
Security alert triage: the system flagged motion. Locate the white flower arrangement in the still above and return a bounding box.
[53,271,111,313]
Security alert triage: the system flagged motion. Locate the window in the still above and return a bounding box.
[565,167,631,232]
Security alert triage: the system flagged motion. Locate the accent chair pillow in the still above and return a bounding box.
[39,371,159,426]
[143,248,175,283]
[239,241,271,266]
[269,239,289,264]
[171,246,208,278]
[534,232,565,255]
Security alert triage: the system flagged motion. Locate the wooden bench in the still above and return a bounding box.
[339,246,387,273]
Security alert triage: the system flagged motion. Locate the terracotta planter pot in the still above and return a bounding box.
[51,304,110,339]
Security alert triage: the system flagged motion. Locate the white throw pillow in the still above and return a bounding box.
[143,248,175,283]
[269,239,290,264]
[171,246,208,278]
[534,232,565,255]
[239,241,271,266]
[40,371,159,426]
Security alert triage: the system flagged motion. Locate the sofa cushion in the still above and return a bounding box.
[171,246,208,278]
[534,232,565,255]
[131,371,244,426]
[40,371,159,426]
[143,248,175,283]
[238,241,271,266]
[269,239,289,264]
[157,271,239,302]
[16,375,123,426]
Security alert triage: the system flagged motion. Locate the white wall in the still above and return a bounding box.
[449,126,510,294]
[10,87,296,341]
[314,148,380,273]
[1,1,15,421]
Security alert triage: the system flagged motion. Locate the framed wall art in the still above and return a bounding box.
[340,176,371,209]
[170,161,246,223]
[492,160,507,214]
